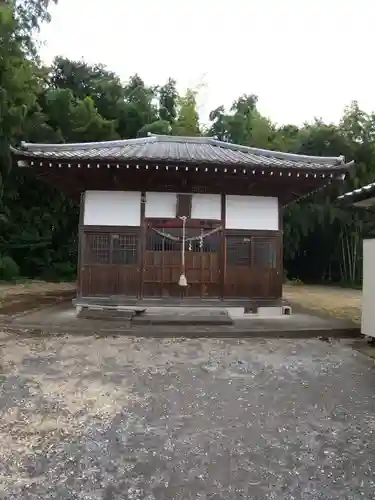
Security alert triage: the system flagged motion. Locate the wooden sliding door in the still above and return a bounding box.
[142,221,221,298]
[223,232,281,300]
[80,229,140,297]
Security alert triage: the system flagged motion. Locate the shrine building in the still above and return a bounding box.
[11,135,354,310]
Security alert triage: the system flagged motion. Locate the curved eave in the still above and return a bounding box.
[11,147,355,173]
[16,136,347,166]
[337,181,375,208]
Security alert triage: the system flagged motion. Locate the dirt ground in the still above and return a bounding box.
[0,333,374,499]
[284,284,362,325]
[0,281,76,315]
[0,281,76,298]
[0,280,363,325]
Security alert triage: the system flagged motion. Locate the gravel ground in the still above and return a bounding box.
[0,332,374,499]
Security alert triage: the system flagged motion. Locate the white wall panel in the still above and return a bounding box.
[362,239,375,337]
[145,192,177,218]
[191,193,221,220]
[83,190,141,226]
[225,195,278,230]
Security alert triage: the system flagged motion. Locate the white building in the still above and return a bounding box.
[338,182,375,338]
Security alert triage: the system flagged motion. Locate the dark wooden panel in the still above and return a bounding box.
[145,218,221,229]
[176,193,191,218]
[80,228,141,297]
[78,224,282,301]
[223,232,282,300]
[224,234,251,298]
[81,265,114,296]
[77,193,85,297]
[81,265,139,297]
[117,266,139,296]
[250,235,281,299]
[31,161,333,204]
[220,192,226,299]
[80,225,140,233]
[225,229,282,236]
[142,226,221,298]
[139,192,146,297]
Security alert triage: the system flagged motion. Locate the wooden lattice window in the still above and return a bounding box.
[147,228,220,253]
[86,234,110,264]
[146,231,164,252]
[199,233,220,253]
[226,236,277,269]
[146,229,181,252]
[226,236,251,266]
[112,234,138,264]
[85,232,138,265]
[251,238,277,269]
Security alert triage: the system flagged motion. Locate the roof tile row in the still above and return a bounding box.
[11,135,352,171]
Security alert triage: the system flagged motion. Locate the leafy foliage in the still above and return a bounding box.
[1,0,373,285]
[0,255,20,281]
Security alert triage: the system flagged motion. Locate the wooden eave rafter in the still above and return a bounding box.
[13,153,351,205]
[14,155,350,177]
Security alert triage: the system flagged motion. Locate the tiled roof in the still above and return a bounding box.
[11,135,353,170]
[338,182,375,204]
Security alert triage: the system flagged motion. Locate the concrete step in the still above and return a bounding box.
[132,308,233,326]
[76,305,233,325]
[73,296,286,310]
[77,306,135,321]
[132,315,233,326]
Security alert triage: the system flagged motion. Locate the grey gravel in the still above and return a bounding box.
[0,333,374,499]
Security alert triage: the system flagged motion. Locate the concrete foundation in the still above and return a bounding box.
[0,302,360,338]
[76,304,290,322]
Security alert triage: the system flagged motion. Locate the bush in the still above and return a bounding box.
[290,277,304,286]
[0,256,20,281]
[40,262,76,282]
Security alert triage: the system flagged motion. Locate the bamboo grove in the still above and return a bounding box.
[1,0,374,284]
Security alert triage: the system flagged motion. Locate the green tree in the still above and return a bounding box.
[158,78,178,125]
[44,88,118,142]
[208,105,229,141]
[50,57,124,122]
[13,0,57,56]
[115,74,158,138]
[137,120,171,137]
[208,93,268,145]
[0,0,373,287]
[173,89,200,136]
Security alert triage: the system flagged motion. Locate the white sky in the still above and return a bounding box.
[38,0,374,126]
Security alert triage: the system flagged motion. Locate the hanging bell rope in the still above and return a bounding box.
[179,216,188,287]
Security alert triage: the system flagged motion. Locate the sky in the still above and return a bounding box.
[38,0,374,127]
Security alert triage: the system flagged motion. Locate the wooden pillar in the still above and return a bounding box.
[278,199,284,300]
[220,193,226,299]
[76,192,85,297]
[138,192,146,299]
